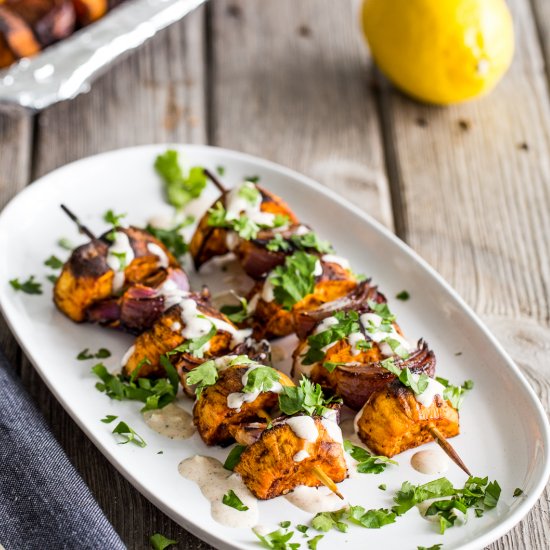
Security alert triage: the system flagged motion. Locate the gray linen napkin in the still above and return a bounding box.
[0,351,126,550]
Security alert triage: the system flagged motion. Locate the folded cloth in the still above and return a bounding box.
[0,351,126,550]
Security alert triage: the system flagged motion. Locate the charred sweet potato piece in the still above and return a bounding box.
[0,33,16,67]
[71,0,107,25]
[293,336,436,411]
[122,292,242,379]
[189,185,298,272]
[193,364,293,446]
[356,381,459,457]
[248,261,357,340]
[0,6,41,59]
[6,0,75,46]
[54,227,184,326]
[235,416,347,500]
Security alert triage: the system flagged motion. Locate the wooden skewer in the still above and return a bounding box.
[428,425,472,476]
[203,168,228,194]
[311,465,344,500]
[60,204,96,241]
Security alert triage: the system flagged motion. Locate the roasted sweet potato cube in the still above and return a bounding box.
[356,382,459,457]
[72,0,107,25]
[0,6,41,59]
[235,416,347,500]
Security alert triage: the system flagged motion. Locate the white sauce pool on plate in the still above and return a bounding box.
[178,455,258,528]
[142,403,195,440]
[410,449,449,475]
[285,485,347,513]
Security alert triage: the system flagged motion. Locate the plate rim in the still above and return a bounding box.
[0,143,548,550]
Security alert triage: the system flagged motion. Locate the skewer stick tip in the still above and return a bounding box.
[203,168,228,194]
[311,465,344,500]
[428,425,472,477]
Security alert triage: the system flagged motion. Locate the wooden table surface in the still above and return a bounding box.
[1,1,549,548]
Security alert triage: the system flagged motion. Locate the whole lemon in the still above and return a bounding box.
[361,0,515,104]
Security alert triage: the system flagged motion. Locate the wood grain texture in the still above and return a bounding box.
[0,112,33,365]
[375,0,550,547]
[19,7,211,548]
[209,0,392,229]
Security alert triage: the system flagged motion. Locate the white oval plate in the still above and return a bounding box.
[0,145,548,550]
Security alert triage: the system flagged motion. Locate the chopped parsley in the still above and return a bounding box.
[77,347,111,360]
[417,545,442,550]
[220,296,249,323]
[100,414,118,424]
[224,444,247,471]
[145,218,193,258]
[266,231,333,255]
[245,175,261,183]
[238,183,261,204]
[307,535,323,550]
[278,377,340,416]
[343,440,397,474]
[168,323,217,358]
[302,311,361,365]
[112,421,146,447]
[222,489,249,511]
[279,521,291,529]
[154,150,207,208]
[185,359,219,398]
[46,275,58,284]
[380,357,429,396]
[396,290,410,301]
[110,251,128,270]
[436,377,474,409]
[57,237,74,250]
[243,366,280,393]
[513,488,524,497]
[150,533,177,550]
[103,209,127,227]
[268,251,320,310]
[393,476,501,534]
[92,360,178,412]
[253,528,298,550]
[10,276,42,295]
[311,506,396,532]
[378,484,387,491]
[296,525,308,535]
[216,165,225,176]
[44,255,63,269]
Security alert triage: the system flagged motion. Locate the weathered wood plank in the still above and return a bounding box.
[376,0,550,547]
[210,0,392,229]
[0,111,33,365]
[21,8,209,548]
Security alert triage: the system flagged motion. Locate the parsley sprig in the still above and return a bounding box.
[155,150,207,208]
[168,323,217,358]
[222,489,249,511]
[311,506,396,532]
[220,296,249,323]
[145,217,193,258]
[436,377,474,409]
[278,377,340,417]
[10,276,42,295]
[266,231,333,255]
[343,440,397,474]
[92,359,178,412]
[380,357,430,396]
[268,251,320,310]
[112,421,146,447]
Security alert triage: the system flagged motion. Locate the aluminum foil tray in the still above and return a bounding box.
[0,0,206,111]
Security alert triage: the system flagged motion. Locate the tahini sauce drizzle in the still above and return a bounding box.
[178,456,258,528]
[410,449,449,475]
[142,403,195,440]
[106,231,135,293]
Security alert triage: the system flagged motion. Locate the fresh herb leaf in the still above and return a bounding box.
[46,275,58,283]
[57,237,73,250]
[378,484,386,491]
[278,377,340,417]
[77,348,94,360]
[322,361,349,373]
[207,202,262,240]
[269,252,319,310]
[396,290,410,301]
[110,251,128,270]
[483,480,501,509]
[513,488,524,497]
[367,300,396,323]
[266,233,292,252]
[393,478,456,515]
[224,444,247,471]
[103,209,126,227]
[242,366,280,394]
[296,525,308,535]
[347,505,397,528]
[146,220,193,258]
[100,415,118,424]
[92,362,177,411]
[290,232,333,254]
[436,377,474,409]
[279,521,291,529]
[44,255,63,269]
[343,440,397,474]
[417,545,442,550]
[10,276,42,295]
[311,510,348,533]
[112,421,146,447]
[222,489,249,511]
[307,535,323,550]
[185,360,219,398]
[380,358,429,396]
[150,533,177,550]
[238,183,261,205]
[155,150,207,208]
[245,175,260,183]
[216,165,225,176]
[78,347,111,360]
[220,296,249,323]
[96,348,111,359]
[168,323,217,358]
[302,311,360,365]
[253,528,296,549]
